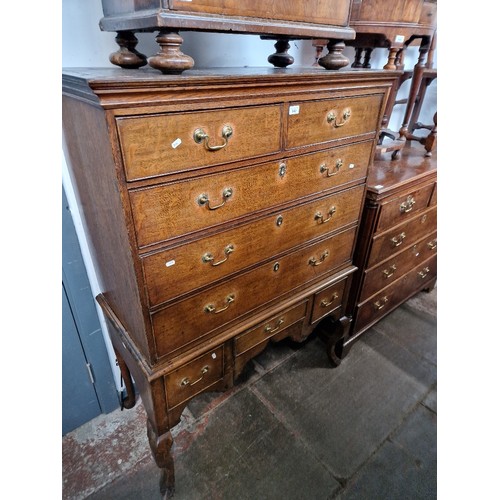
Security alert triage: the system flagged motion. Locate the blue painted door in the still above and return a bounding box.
[62,186,119,435]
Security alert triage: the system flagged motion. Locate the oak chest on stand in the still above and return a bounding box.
[62,67,398,497]
[345,143,437,349]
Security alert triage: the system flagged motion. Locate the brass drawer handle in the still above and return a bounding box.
[180,366,209,387]
[193,125,233,151]
[315,206,337,224]
[373,296,389,311]
[327,108,351,128]
[264,318,284,334]
[400,195,416,213]
[427,239,437,251]
[309,250,330,267]
[390,232,406,247]
[321,292,339,308]
[204,294,235,314]
[320,159,343,177]
[198,188,233,210]
[382,264,397,279]
[202,244,235,266]
[418,267,430,279]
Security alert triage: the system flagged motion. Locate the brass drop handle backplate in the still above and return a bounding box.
[264,318,284,334]
[400,195,416,213]
[204,294,235,314]
[180,366,209,387]
[418,267,430,279]
[320,159,343,177]
[202,244,235,267]
[315,206,337,224]
[327,108,351,128]
[382,264,397,279]
[390,232,406,247]
[309,250,330,267]
[321,292,339,308]
[193,125,233,151]
[374,296,389,311]
[427,239,437,250]
[198,187,233,210]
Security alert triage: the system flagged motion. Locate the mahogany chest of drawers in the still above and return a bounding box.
[345,144,437,347]
[62,67,397,496]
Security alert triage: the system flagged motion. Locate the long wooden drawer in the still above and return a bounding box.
[169,0,351,26]
[130,141,372,248]
[164,346,224,409]
[355,256,437,333]
[286,94,383,149]
[360,231,437,302]
[142,185,364,307]
[376,182,435,232]
[152,226,357,358]
[310,278,347,324]
[367,206,437,268]
[234,301,307,356]
[117,104,282,181]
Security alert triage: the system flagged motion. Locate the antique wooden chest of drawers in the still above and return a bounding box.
[345,143,437,347]
[62,67,397,496]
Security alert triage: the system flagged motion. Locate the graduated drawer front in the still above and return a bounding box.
[367,206,437,269]
[143,185,364,307]
[360,231,437,302]
[170,0,351,26]
[355,256,437,333]
[116,105,282,181]
[152,226,356,358]
[310,278,347,324]
[234,301,308,356]
[130,141,372,248]
[286,94,384,149]
[164,346,224,409]
[376,182,435,232]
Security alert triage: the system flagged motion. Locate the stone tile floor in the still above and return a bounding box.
[63,287,436,500]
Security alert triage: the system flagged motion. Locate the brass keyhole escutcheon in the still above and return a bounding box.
[273,262,280,272]
[276,215,284,227]
[278,163,287,178]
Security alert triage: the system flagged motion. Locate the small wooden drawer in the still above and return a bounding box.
[130,141,371,248]
[367,206,437,269]
[234,301,307,356]
[355,256,437,333]
[376,182,435,232]
[360,231,437,302]
[142,185,364,307]
[164,346,224,409]
[286,93,384,149]
[152,226,356,358]
[310,278,347,324]
[116,104,282,181]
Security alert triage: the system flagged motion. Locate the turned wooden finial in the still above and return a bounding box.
[268,39,295,68]
[148,30,194,74]
[109,31,147,69]
[318,40,349,70]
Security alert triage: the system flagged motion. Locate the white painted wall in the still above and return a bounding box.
[62,0,437,390]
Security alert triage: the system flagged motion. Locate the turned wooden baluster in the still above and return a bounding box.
[148,30,194,74]
[383,47,399,70]
[268,38,294,68]
[109,31,147,69]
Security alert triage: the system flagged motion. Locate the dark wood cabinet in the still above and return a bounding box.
[62,67,397,497]
[345,143,437,348]
[99,0,355,72]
